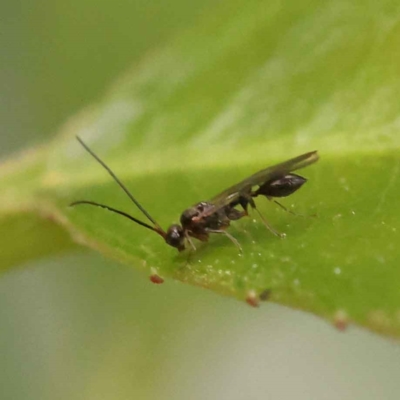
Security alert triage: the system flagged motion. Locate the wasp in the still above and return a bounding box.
[70,137,319,252]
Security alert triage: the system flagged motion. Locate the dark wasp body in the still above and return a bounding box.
[70,137,319,252]
[177,172,310,251]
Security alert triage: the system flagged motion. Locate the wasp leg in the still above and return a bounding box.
[253,207,285,237]
[242,195,285,238]
[269,198,316,218]
[206,228,243,253]
[225,206,247,221]
[223,195,249,221]
[184,231,197,251]
[270,197,298,216]
[182,232,197,268]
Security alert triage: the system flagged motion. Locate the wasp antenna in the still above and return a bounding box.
[70,200,166,238]
[75,136,164,232]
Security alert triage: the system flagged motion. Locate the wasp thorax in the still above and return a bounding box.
[165,224,185,251]
[180,207,198,227]
[180,202,211,228]
[256,174,307,198]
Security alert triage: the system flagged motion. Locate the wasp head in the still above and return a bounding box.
[165,224,185,251]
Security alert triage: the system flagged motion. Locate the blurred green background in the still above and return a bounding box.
[0,0,220,155]
[1,1,400,399]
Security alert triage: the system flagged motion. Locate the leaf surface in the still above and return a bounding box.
[2,0,400,337]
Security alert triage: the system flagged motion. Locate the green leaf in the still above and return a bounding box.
[2,0,400,337]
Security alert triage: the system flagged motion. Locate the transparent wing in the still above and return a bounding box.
[199,151,319,218]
